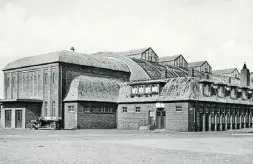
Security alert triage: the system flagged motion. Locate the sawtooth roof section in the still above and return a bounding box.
[159,55,180,62]
[131,58,164,79]
[132,58,188,79]
[64,76,121,102]
[213,68,238,75]
[188,61,207,68]
[3,50,130,72]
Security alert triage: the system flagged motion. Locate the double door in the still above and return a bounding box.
[5,109,23,128]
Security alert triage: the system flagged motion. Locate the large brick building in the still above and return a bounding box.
[1,47,253,132]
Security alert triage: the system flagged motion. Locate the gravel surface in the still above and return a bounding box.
[1,129,253,164]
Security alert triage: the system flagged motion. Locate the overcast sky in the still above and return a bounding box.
[0,0,252,98]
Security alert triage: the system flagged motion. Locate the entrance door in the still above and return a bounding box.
[5,110,12,128]
[15,110,22,128]
[156,110,166,129]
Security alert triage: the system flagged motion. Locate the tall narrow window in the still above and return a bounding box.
[45,72,48,84]
[13,76,16,87]
[52,72,56,83]
[7,78,10,87]
[52,101,56,117]
[45,102,48,116]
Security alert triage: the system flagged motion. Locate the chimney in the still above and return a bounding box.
[188,68,194,77]
[240,62,250,87]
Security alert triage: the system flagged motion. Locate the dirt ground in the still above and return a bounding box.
[1,129,253,164]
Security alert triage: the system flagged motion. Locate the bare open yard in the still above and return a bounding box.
[1,129,253,164]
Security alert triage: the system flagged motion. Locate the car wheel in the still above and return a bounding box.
[26,123,34,130]
[50,122,56,130]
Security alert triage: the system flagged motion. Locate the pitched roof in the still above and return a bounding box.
[91,52,151,81]
[159,55,180,62]
[188,61,207,68]
[213,68,238,75]
[157,76,253,104]
[116,47,150,56]
[118,72,253,104]
[3,50,130,72]
[64,76,121,102]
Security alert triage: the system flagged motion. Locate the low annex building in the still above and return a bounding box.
[1,47,253,132]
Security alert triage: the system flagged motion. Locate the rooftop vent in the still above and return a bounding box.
[70,47,75,52]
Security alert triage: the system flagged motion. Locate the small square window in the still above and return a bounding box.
[68,105,75,112]
[122,107,127,112]
[136,107,141,112]
[176,105,182,112]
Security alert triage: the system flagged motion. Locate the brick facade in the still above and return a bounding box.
[3,63,60,119]
[164,102,189,131]
[64,102,117,129]
[118,102,190,131]
[117,103,156,130]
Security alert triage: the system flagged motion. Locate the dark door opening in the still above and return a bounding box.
[15,110,22,128]
[5,110,12,128]
[156,110,166,129]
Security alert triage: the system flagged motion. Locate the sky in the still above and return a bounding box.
[0,0,252,98]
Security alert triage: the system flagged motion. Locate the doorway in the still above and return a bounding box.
[156,110,166,129]
[5,110,12,128]
[15,110,22,128]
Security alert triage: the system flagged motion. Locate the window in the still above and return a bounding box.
[68,105,75,112]
[44,71,48,84]
[44,102,48,116]
[231,88,237,99]
[52,101,56,117]
[108,107,113,113]
[122,107,127,112]
[136,107,141,112]
[82,106,90,112]
[218,86,225,97]
[132,86,138,94]
[151,84,158,93]
[7,78,10,87]
[205,67,208,73]
[138,85,144,94]
[242,89,248,100]
[13,76,16,87]
[104,106,108,113]
[145,85,151,93]
[176,105,182,112]
[52,72,56,83]
[203,84,211,96]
